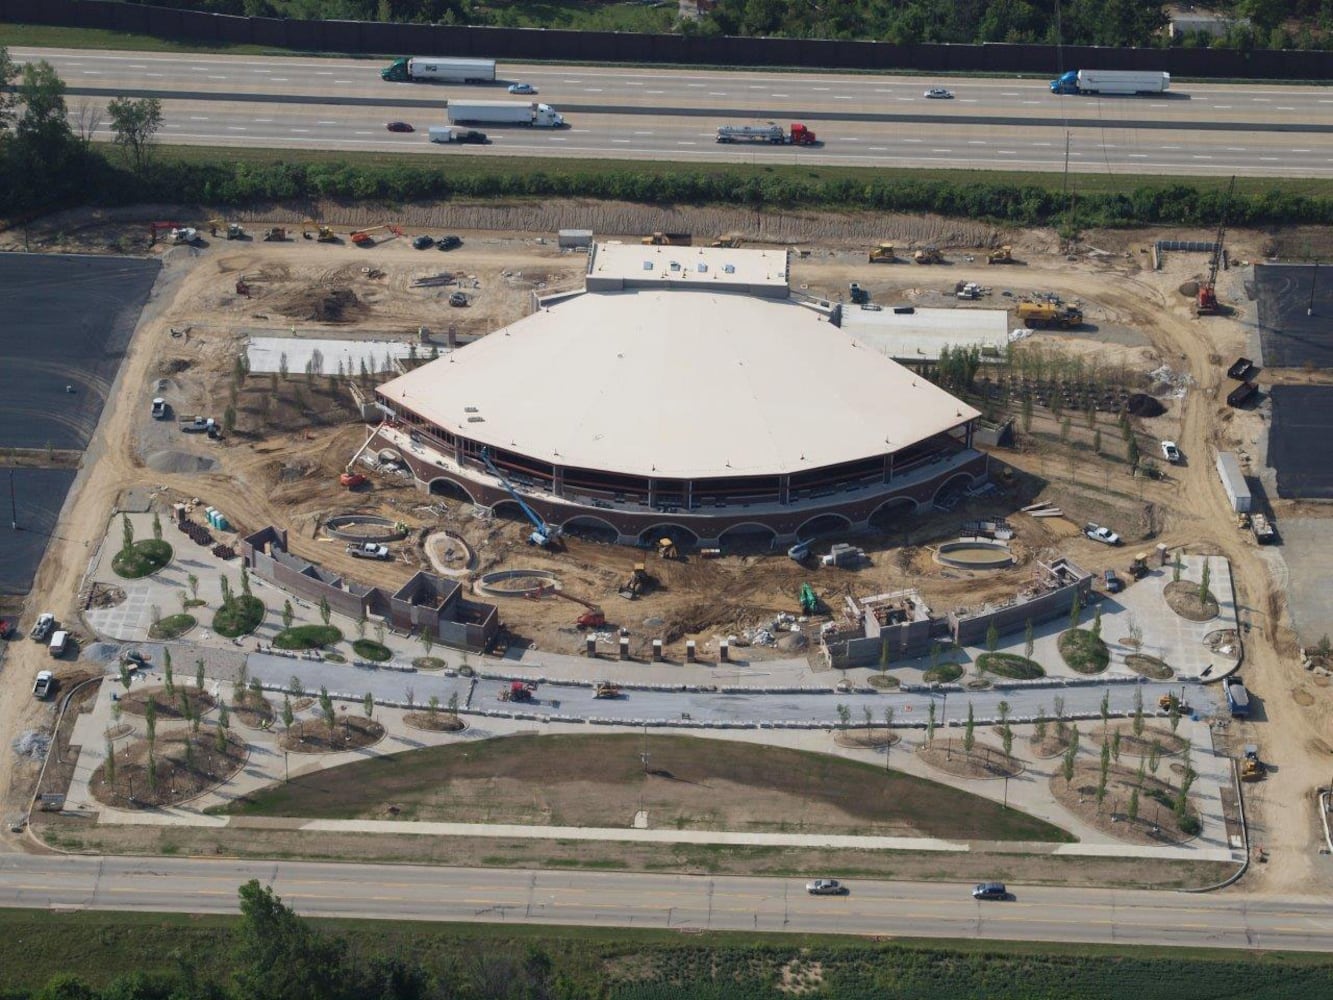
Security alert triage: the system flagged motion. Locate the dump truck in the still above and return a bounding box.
[715,122,817,145]
[1225,676,1251,718]
[346,542,391,560]
[1015,300,1083,328]
[593,681,622,699]
[445,100,564,127]
[1050,70,1170,96]
[642,232,692,246]
[619,564,651,599]
[868,243,897,263]
[381,57,496,84]
[913,246,943,264]
[1250,512,1276,544]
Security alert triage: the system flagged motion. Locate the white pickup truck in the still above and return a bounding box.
[346,542,391,560]
[33,670,55,699]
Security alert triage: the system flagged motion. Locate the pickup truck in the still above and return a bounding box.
[1083,523,1122,546]
[346,542,391,560]
[30,613,55,641]
[33,670,55,699]
[179,416,216,434]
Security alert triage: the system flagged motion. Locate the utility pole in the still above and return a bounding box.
[1310,260,1319,317]
[9,467,16,530]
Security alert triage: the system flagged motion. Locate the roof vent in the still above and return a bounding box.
[642,261,653,270]
[467,415,485,423]
[723,264,736,274]
[697,263,708,273]
[464,406,479,412]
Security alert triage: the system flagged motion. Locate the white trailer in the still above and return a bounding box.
[1050,70,1170,95]
[429,126,455,143]
[382,57,496,83]
[1215,450,1252,513]
[445,100,564,127]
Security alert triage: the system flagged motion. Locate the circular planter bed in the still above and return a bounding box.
[353,639,392,662]
[1096,722,1188,758]
[213,596,266,637]
[866,673,899,690]
[404,711,467,733]
[323,653,346,664]
[148,613,196,640]
[976,653,1045,679]
[923,664,963,684]
[117,686,216,721]
[1058,629,1110,674]
[280,715,385,754]
[1164,580,1219,622]
[414,656,449,671]
[833,726,901,749]
[1028,731,1075,759]
[234,694,275,730]
[111,539,174,579]
[90,730,247,809]
[917,738,1023,779]
[1125,653,1173,680]
[1050,760,1201,845]
[273,624,344,650]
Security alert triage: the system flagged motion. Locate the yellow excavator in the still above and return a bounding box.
[302,218,337,243]
[987,245,1015,265]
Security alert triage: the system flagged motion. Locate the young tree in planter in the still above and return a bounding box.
[188,573,199,603]
[1099,739,1111,787]
[289,676,305,701]
[985,620,999,655]
[178,690,191,727]
[926,700,936,746]
[282,600,294,630]
[1034,705,1047,742]
[1132,685,1145,737]
[152,512,162,542]
[218,700,229,730]
[319,596,331,627]
[1096,768,1107,811]
[219,574,233,611]
[104,738,116,784]
[1053,695,1066,741]
[1024,619,1034,660]
[963,702,975,753]
[1070,722,1081,755]
[883,706,895,768]
[1061,743,1076,786]
[240,565,251,598]
[1068,592,1082,632]
[447,691,459,719]
[1127,435,1140,473]
[248,677,264,706]
[1127,785,1140,823]
[121,514,135,557]
[319,687,335,738]
[146,752,157,794]
[1148,739,1162,776]
[215,721,228,753]
[1172,552,1183,584]
[421,628,435,659]
[281,695,294,731]
[836,704,851,729]
[1091,605,1102,641]
[144,698,157,752]
[1111,729,1122,763]
[363,691,374,721]
[427,695,440,722]
[863,705,873,733]
[1199,559,1211,604]
[163,649,174,697]
[184,735,195,774]
[195,658,205,692]
[356,612,367,642]
[1169,696,1182,733]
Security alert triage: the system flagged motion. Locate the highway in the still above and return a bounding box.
[12,47,1333,176]
[0,853,1329,950]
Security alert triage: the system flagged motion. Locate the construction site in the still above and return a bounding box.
[1,201,1331,899]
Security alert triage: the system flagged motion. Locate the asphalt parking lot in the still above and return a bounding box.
[1255,262,1333,368]
[0,468,77,594]
[1269,385,1333,499]
[0,253,159,451]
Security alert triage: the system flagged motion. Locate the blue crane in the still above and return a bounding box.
[479,447,562,548]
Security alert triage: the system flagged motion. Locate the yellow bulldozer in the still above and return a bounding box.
[302,218,337,242]
[913,246,943,264]
[868,242,897,263]
[1241,745,1265,781]
[987,245,1015,265]
[710,234,743,248]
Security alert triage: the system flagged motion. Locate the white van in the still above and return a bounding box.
[48,630,69,658]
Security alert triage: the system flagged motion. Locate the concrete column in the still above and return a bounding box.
[719,640,729,663]
[586,635,596,658]
[619,637,630,661]
[1157,543,1168,567]
[652,639,663,662]
[686,640,696,663]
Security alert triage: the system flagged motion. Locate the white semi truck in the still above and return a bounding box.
[382,57,496,83]
[1050,70,1170,96]
[445,100,565,127]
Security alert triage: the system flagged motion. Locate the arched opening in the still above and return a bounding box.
[637,523,700,548]
[562,515,620,545]
[796,513,853,541]
[428,477,476,505]
[717,522,778,552]
[490,499,529,525]
[377,448,404,465]
[868,497,917,531]
[932,472,975,508]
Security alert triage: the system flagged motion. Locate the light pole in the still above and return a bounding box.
[941,689,950,760]
[1309,260,1319,317]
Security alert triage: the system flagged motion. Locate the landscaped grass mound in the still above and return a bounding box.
[352,639,391,662]
[976,652,1045,679]
[1058,629,1110,674]
[221,734,1072,842]
[213,596,265,637]
[148,613,195,640]
[273,624,343,650]
[111,539,173,579]
[923,663,963,684]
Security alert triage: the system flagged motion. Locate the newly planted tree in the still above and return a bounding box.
[427,695,440,721]
[1034,705,1047,742]
[1111,729,1122,763]
[963,703,975,753]
[281,695,294,730]
[104,738,115,784]
[926,700,937,745]
[985,620,999,655]
[363,691,374,720]
[144,698,157,751]
[1133,685,1145,736]
[1100,689,1110,731]
[319,596,331,627]
[282,600,294,630]
[195,658,205,691]
[1024,619,1034,659]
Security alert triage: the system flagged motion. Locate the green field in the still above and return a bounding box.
[0,903,1329,998]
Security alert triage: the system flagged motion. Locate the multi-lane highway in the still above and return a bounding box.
[0,853,1329,950]
[13,47,1333,176]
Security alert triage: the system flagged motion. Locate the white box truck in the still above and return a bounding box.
[1050,70,1170,95]
[382,57,496,83]
[445,100,565,127]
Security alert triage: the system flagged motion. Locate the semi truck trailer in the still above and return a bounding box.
[382,57,496,83]
[445,100,565,127]
[1050,70,1170,96]
[715,122,817,145]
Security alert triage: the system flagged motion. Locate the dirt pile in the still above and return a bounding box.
[276,286,365,323]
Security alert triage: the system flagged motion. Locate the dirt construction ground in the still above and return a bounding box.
[1,205,1330,899]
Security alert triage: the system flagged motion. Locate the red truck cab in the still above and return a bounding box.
[790,123,817,145]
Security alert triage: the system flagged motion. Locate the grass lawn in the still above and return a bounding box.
[110,539,173,579]
[148,613,196,640]
[212,595,265,637]
[273,624,343,650]
[352,638,391,662]
[1058,628,1110,674]
[976,652,1045,679]
[220,733,1072,842]
[923,663,964,684]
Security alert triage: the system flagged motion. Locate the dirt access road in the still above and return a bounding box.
[0,213,1327,900]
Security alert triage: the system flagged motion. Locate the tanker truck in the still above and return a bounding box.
[445,100,565,127]
[382,57,496,83]
[715,122,817,145]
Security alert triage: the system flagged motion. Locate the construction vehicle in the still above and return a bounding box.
[1241,744,1265,781]
[849,282,869,305]
[350,224,406,247]
[642,232,692,247]
[987,245,1014,265]
[148,221,182,245]
[479,447,561,547]
[206,219,244,239]
[1196,175,1236,317]
[657,538,679,560]
[170,227,200,245]
[302,219,337,242]
[1015,300,1083,328]
[263,227,288,241]
[913,246,943,264]
[710,234,743,248]
[498,680,537,702]
[715,122,817,145]
[1128,553,1149,580]
[1225,676,1251,718]
[339,472,368,488]
[619,563,651,600]
[382,57,496,84]
[787,541,811,563]
[868,243,897,263]
[593,681,622,699]
[576,608,607,629]
[799,583,818,615]
[1157,692,1188,713]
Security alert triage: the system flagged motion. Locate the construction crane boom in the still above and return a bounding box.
[479,447,561,548]
[1197,175,1236,317]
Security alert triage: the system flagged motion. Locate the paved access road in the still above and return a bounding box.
[13,47,1333,176]
[0,854,1328,951]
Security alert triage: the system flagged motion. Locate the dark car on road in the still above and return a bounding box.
[806,879,847,896]
[972,882,1009,900]
[386,121,414,133]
